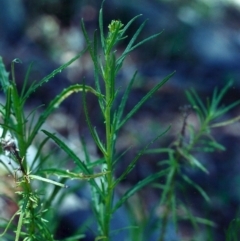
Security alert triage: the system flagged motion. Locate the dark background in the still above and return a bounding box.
[1,0,240,240]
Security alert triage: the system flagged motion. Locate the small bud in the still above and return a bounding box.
[108,20,123,33]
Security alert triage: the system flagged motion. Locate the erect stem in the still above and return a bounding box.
[101,51,115,241]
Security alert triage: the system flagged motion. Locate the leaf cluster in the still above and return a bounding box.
[145,81,240,240]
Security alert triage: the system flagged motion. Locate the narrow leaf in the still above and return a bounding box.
[22,49,87,101]
[28,84,100,145]
[117,72,174,130]
[38,169,109,180]
[81,21,100,76]
[113,170,168,213]
[193,217,216,227]
[42,130,104,197]
[160,167,176,205]
[42,130,89,173]
[211,114,240,128]
[120,14,142,39]
[127,32,163,55]
[82,82,106,155]
[99,1,106,52]
[145,148,174,155]
[214,80,233,107]
[122,20,148,57]
[116,31,163,73]
[20,62,33,101]
[114,126,170,187]
[29,174,66,187]
[60,234,86,241]
[2,86,12,137]
[115,71,137,126]
[30,136,50,170]
[186,89,207,118]
[212,100,240,120]
[81,20,104,109]
[0,56,10,92]
[0,210,19,237]
[177,148,209,174]
[182,174,210,202]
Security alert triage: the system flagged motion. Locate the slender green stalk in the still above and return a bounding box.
[80,6,173,239]
[102,62,114,240]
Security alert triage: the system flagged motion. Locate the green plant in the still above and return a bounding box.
[0,2,240,241]
[0,54,91,241]
[0,2,174,241]
[226,218,240,241]
[145,81,240,241]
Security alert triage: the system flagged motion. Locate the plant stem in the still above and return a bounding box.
[102,55,114,240]
[159,159,178,241]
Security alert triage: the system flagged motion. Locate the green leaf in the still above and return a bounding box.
[27,104,45,140]
[20,62,33,102]
[81,20,104,110]
[60,234,86,241]
[99,1,106,52]
[38,169,108,180]
[93,31,104,103]
[182,174,210,202]
[11,59,22,86]
[119,14,142,39]
[186,89,207,120]
[10,77,26,150]
[22,49,87,102]
[113,145,132,166]
[108,53,116,105]
[28,84,99,145]
[30,135,50,171]
[114,71,137,128]
[213,99,240,120]
[171,188,177,229]
[116,22,163,73]
[112,170,169,213]
[42,130,104,198]
[160,167,176,205]
[123,31,163,58]
[212,80,233,109]
[42,131,89,173]
[85,158,105,168]
[211,114,240,128]
[114,126,170,187]
[177,148,209,174]
[0,56,10,92]
[118,19,147,61]
[0,210,19,237]
[180,203,216,228]
[80,135,91,164]
[15,210,24,241]
[29,174,66,187]
[81,22,101,79]
[226,218,240,241]
[193,217,216,227]
[117,71,174,130]
[144,148,174,155]
[82,82,106,155]
[2,86,12,138]
[200,139,226,151]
